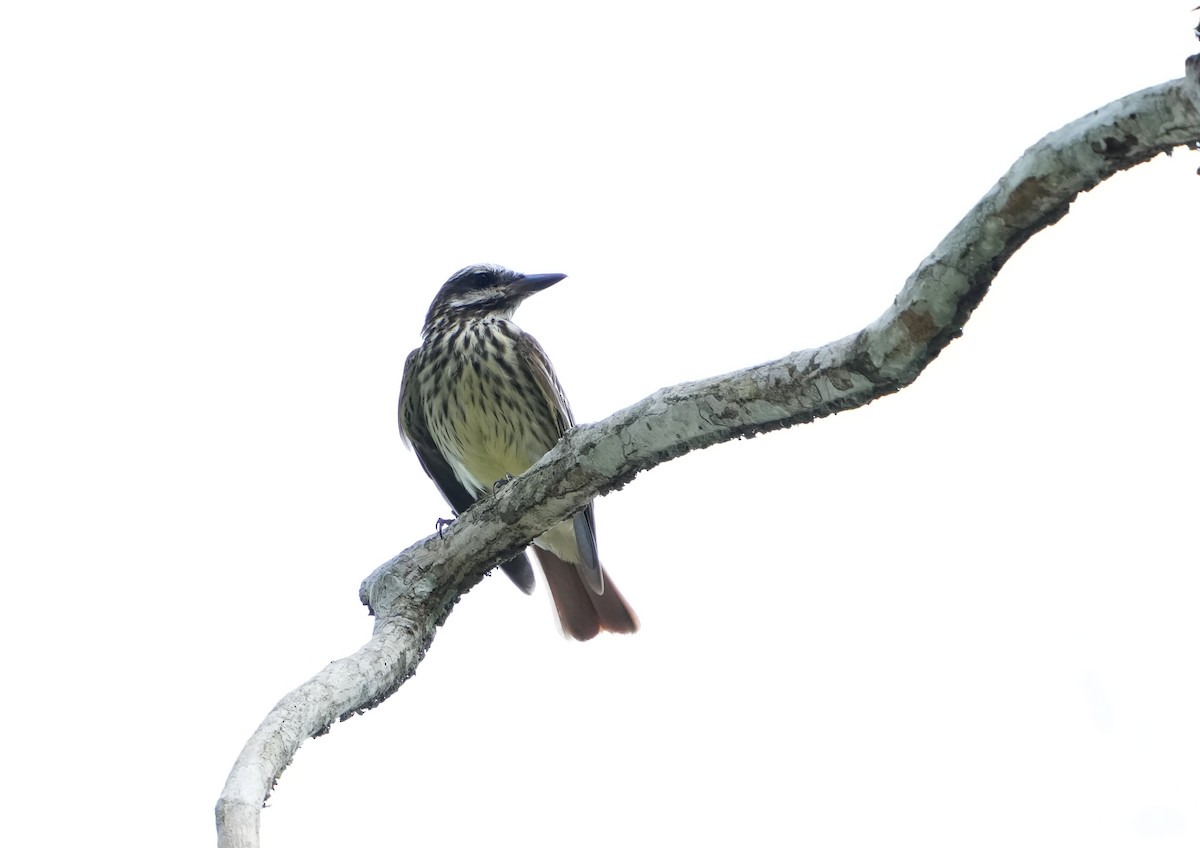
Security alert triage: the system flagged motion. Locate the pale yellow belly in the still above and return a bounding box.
[445,416,582,565]
[424,341,581,564]
[429,365,547,495]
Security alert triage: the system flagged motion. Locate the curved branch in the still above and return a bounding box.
[216,62,1200,848]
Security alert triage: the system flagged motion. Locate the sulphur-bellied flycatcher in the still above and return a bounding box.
[398,264,639,640]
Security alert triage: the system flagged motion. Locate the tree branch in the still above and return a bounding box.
[216,60,1200,848]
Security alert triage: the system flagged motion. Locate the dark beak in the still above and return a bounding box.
[515,272,567,294]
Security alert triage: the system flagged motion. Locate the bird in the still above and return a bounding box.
[398,264,639,640]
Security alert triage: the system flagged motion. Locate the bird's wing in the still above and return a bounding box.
[519,335,575,433]
[572,507,603,593]
[399,349,477,512]
[399,347,536,594]
[519,336,603,592]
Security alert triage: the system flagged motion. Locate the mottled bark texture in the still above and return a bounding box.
[217,61,1200,848]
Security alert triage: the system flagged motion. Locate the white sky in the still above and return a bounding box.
[2,2,1198,846]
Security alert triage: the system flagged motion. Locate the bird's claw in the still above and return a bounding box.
[492,474,515,494]
[435,517,454,539]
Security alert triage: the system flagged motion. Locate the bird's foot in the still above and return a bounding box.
[435,517,454,539]
[492,474,515,494]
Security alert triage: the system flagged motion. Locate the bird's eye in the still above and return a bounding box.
[445,265,503,292]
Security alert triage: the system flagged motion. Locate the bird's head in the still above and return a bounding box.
[424,264,566,330]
